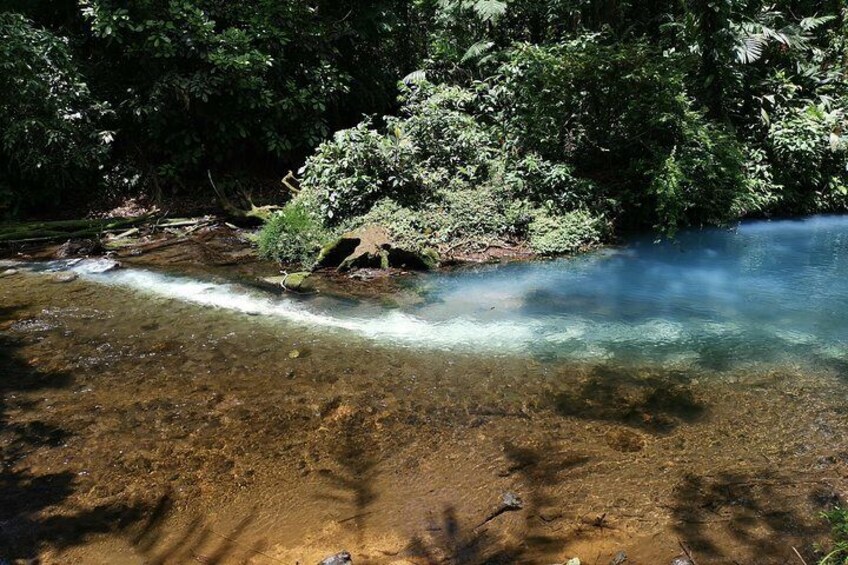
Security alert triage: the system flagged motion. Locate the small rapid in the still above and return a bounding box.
[7,215,848,371]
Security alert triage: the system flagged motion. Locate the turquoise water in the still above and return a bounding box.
[411,215,848,368]
[11,216,848,371]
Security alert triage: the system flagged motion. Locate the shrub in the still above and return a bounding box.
[299,120,423,224]
[651,116,745,232]
[342,198,433,252]
[528,209,604,255]
[257,201,330,266]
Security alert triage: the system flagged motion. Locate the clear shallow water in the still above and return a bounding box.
[11,215,848,371]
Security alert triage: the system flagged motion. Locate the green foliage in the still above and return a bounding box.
[0,13,109,214]
[767,102,848,212]
[257,201,329,266]
[2,0,846,250]
[528,209,604,255]
[503,38,746,231]
[78,0,348,186]
[820,506,848,565]
[299,120,423,224]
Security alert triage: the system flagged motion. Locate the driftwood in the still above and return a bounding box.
[0,215,155,244]
[207,170,281,222]
[0,215,216,246]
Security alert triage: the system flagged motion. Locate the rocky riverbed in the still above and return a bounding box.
[3,217,848,564]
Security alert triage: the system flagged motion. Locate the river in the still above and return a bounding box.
[2,216,847,563]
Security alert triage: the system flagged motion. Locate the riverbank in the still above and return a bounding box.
[0,213,554,303]
[1,251,847,563]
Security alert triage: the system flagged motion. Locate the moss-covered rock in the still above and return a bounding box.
[260,272,315,292]
[283,271,314,291]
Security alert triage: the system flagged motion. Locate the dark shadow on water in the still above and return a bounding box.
[394,443,591,564]
[671,471,823,563]
[503,441,591,555]
[130,503,265,565]
[401,505,526,564]
[552,365,706,433]
[315,414,379,544]
[0,304,153,560]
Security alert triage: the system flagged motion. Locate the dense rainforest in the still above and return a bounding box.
[1,1,847,264]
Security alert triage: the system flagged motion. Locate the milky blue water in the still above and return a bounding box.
[406,215,848,369]
[11,215,848,372]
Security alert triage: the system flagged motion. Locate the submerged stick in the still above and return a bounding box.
[475,492,523,529]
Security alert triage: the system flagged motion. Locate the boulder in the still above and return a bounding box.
[0,268,18,278]
[314,226,438,271]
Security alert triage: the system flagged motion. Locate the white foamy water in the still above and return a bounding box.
[50,262,539,353]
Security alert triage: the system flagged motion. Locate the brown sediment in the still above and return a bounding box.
[0,267,846,564]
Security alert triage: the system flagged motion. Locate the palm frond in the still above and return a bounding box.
[799,15,836,31]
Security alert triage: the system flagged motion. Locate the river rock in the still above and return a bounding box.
[314,226,438,271]
[261,272,315,292]
[501,491,523,510]
[318,551,352,565]
[0,268,18,278]
[283,271,313,291]
[610,550,627,565]
[52,272,78,283]
[55,238,104,258]
[261,275,286,287]
[670,556,694,565]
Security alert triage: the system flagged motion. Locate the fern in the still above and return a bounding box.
[472,0,507,22]
[461,40,494,63]
[402,69,427,84]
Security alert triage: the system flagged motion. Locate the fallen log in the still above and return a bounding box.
[0,215,155,244]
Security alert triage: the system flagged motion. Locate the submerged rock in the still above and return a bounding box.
[318,551,352,565]
[501,491,523,510]
[51,272,78,283]
[604,428,646,453]
[315,225,438,271]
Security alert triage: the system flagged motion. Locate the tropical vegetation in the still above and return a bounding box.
[1,1,846,264]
